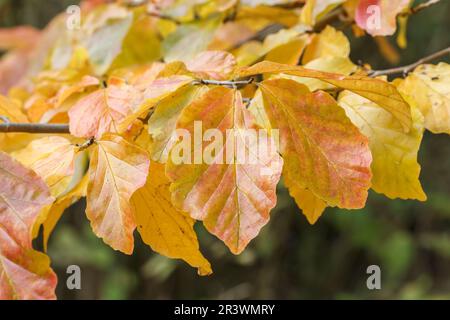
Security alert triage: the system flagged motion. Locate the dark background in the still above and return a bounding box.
[1,0,449,299]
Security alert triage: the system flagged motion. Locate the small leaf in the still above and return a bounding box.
[86,134,150,254]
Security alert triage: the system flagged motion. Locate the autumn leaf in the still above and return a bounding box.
[69,83,144,139]
[338,90,426,201]
[0,94,34,152]
[355,0,409,36]
[148,85,208,163]
[302,25,350,64]
[117,75,194,132]
[163,15,223,62]
[43,174,89,252]
[398,63,450,135]
[185,50,237,80]
[12,136,76,197]
[259,78,372,209]
[131,162,212,275]
[289,186,327,225]
[0,151,56,299]
[239,61,412,131]
[86,134,150,254]
[82,4,133,75]
[166,87,283,254]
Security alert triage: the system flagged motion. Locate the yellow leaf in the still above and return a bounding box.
[338,90,426,201]
[42,174,89,252]
[302,25,350,64]
[12,136,76,197]
[86,134,150,254]
[288,186,327,225]
[284,56,357,91]
[118,75,194,132]
[398,63,450,135]
[148,85,208,163]
[132,162,212,276]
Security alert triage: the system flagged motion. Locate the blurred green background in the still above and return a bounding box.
[1,0,449,299]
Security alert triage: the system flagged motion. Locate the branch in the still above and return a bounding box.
[400,0,441,17]
[369,46,450,77]
[0,122,70,133]
[193,78,254,88]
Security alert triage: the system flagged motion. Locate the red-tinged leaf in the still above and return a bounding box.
[166,87,283,254]
[239,61,412,131]
[86,134,150,254]
[355,0,409,36]
[0,151,56,300]
[69,84,144,139]
[0,26,41,50]
[185,51,237,80]
[259,78,372,209]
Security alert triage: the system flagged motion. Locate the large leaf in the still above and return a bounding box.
[166,87,283,254]
[131,162,212,275]
[398,63,450,135]
[338,90,426,201]
[239,61,412,131]
[69,84,143,139]
[86,134,150,254]
[259,78,372,209]
[0,151,56,299]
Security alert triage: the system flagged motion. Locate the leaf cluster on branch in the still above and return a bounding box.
[0,0,448,299]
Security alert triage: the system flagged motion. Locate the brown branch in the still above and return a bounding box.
[369,46,450,77]
[0,122,70,134]
[400,0,441,17]
[193,78,254,88]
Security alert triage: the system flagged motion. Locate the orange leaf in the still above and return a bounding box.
[86,134,150,254]
[167,87,283,254]
[259,78,372,209]
[69,84,143,139]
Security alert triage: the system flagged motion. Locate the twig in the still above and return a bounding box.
[75,137,95,151]
[193,78,254,88]
[0,122,70,133]
[369,46,450,77]
[400,0,441,17]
